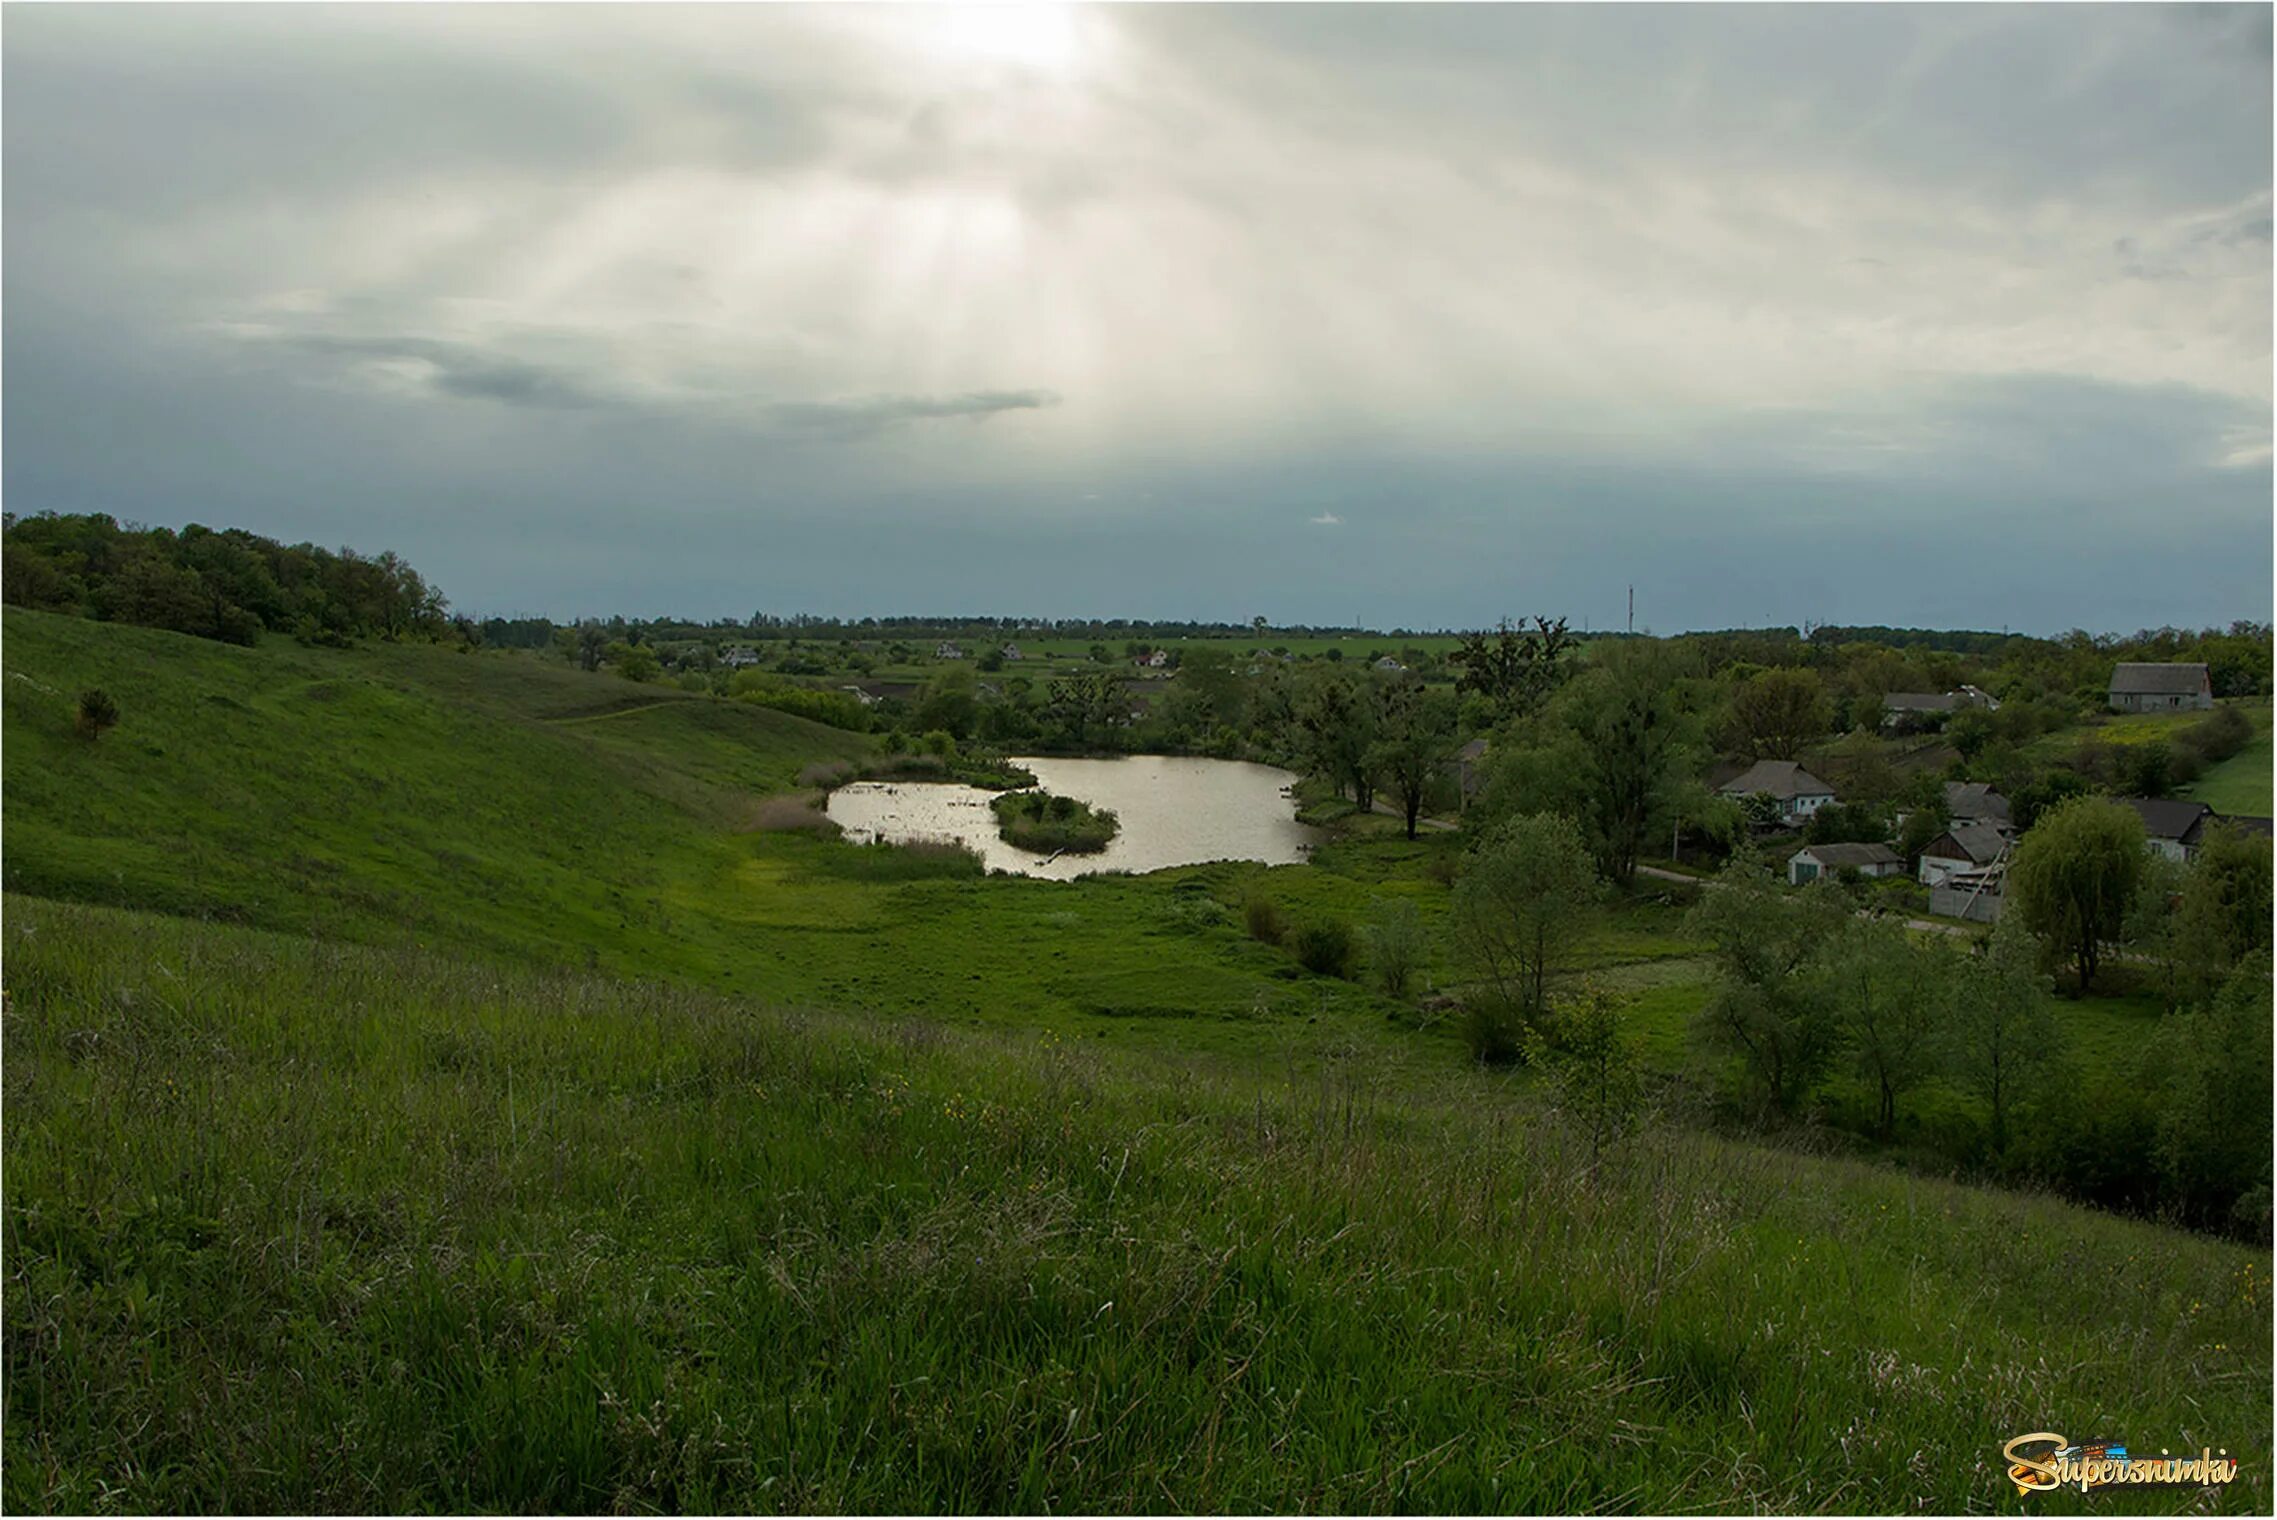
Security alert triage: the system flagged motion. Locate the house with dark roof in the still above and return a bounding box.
[1789,841,1904,886]
[1881,684,1998,725]
[2108,662,2212,713]
[2118,797,2215,863]
[1942,781,2013,834]
[1919,822,2007,886]
[1716,759,1837,821]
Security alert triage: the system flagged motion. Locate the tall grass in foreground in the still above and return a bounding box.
[4,897,2268,1513]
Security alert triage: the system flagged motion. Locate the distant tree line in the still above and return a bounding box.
[4,512,454,647]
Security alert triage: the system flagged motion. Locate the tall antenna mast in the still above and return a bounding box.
[1627,585,1634,635]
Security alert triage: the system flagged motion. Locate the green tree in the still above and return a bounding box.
[1688,852,1851,1114]
[1725,667,1832,760]
[1450,813,1599,1028]
[1043,671,1124,749]
[1370,680,1457,839]
[1945,708,1995,763]
[915,666,980,740]
[1525,982,1644,1164]
[1822,918,1945,1137]
[1293,666,1378,812]
[1449,615,1577,722]
[1947,919,2059,1155]
[1568,653,1696,885]
[2006,795,2146,993]
[2156,953,2274,1237]
[1364,897,1427,999]
[74,688,120,742]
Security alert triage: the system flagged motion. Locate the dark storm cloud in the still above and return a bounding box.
[765,389,1063,435]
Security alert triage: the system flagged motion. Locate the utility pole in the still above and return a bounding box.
[1627,585,1634,635]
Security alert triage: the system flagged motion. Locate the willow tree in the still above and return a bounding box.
[2006,795,2145,993]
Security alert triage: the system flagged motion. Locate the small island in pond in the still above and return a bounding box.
[991,789,1120,854]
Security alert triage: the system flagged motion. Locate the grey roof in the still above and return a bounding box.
[1793,842,1901,868]
[1924,822,2007,864]
[1884,692,1958,712]
[1718,759,1837,800]
[2118,797,2214,842]
[2205,815,2274,840]
[2109,662,2209,695]
[1943,781,2012,828]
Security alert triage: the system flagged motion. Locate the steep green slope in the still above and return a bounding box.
[4,898,2266,1513]
[2,609,871,965]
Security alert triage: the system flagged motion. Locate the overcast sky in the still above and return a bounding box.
[6,3,2270,632]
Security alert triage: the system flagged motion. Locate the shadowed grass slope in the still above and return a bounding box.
[2,608,870,962]
[4,899,2266,1514]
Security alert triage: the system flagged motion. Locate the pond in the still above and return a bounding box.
[824,755,1323,879]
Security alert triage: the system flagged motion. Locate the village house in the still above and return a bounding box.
[1135,649,1170,669]
[1374,655,1405,672]
[1942,781,2013,834]
[1880,685,1999,729]
[720,645,761,669]
[935,641,963,660]
[2108,662,2213,713]
[2119,797,2216,863]
[1716,759,1838,822]
[1918,822,2007,886]
[999,643,1023,661]
[1788,841,1904,886]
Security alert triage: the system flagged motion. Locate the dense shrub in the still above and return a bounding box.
[1290,916,1356,978]
[73,688,119,742]
[1364,898,1427,998]
[1243,891,1286,945]
[1461,995,1525,1066]
[731,679,872,731]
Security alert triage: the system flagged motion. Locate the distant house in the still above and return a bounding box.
[1881,685,1998,730]
[1942,781,2013,834]
[1448,737,1491,806]
[839,685,878,706]
[2118,797,2216,863]
[1000,643,1023,662]
[1716,759,1838,821]
[1919,822,2007,886]
[720,645,761,669]
[2108,662,2212,713]
[1789,842,1904,886]
[1136,649,1170,669]
[935,641,963,660]
[1374,655,1406,672]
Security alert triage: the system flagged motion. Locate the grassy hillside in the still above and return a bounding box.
[5,610,2269,1510]
[3,609,871,966]
[1,608,1455,1072]
[6,898,2267,1513]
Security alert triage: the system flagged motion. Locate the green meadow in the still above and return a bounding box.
[3,606,2270,1511]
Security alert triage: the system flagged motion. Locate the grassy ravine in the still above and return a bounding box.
[4,607,2272,1510]
[7,900,2268,1514]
